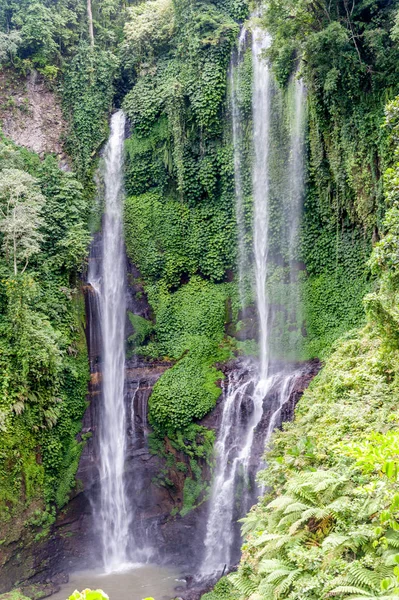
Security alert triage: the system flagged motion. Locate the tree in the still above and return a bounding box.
[0,30,21,65]
[0,169,45,275]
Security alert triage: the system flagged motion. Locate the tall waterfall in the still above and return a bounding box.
[200,28,307,578]
[88,110,130,572]
[252,28,272,382]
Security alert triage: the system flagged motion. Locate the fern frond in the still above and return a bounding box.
[347,564,381,592]
[327,585,373,596]
[289,507,331,534]
[268,495,297,511]
[275,569,302,596]
[386,531,399,549]
[257,579,275,599]
[229,572,258,597]
[258,559,287,573]
[283,501,309,515]
[266,568,294,584]
[322,533,349,549]
[241,511,265,536]
[253,532,282,547]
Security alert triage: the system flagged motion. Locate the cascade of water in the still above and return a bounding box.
[252,28,272,381]
[201,365,275,576]
[200,29,308,579]
[285,78,306,356]
[88,110,130,572]
[200,365,304,576]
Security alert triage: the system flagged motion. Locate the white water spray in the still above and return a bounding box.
[89,110,130,572]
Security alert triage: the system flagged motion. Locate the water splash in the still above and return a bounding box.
[200,365,304,576]
[88,110,130,572]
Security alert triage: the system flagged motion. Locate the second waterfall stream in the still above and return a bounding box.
[200,25,307,577]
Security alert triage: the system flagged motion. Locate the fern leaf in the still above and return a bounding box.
[327,585,373,596]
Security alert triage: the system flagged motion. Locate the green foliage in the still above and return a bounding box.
[69,590,109,600]
[123,0,175,69]
[201,577,240,600]
[128,312,153,347]
[0,0,127,70]
[264,0,399,229]
[0,139,89,533]
[146,277,232,430]
[125,190,237,288]
[150,343,223,430]
[62,44,118,182]
[149,423,215,517]
[0,169,45,275]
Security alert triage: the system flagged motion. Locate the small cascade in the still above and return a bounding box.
[201,364,254,575]
[200,364,305,576]
[88,110,130,572]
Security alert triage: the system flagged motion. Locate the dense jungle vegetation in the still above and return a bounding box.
[0,0,399,598]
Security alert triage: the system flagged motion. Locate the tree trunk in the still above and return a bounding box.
[87,0,94,47]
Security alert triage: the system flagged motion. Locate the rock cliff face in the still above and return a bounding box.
[0,69,68,166]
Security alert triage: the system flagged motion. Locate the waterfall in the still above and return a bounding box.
[201,364,276,575]
[252,28,272,382]
[88,110,130,572]
[200,365,304,576]
[200,28,308,578]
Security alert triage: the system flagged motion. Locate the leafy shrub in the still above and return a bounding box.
[69,590,109,600]
[149,340,223,430]
[128,312,154,347]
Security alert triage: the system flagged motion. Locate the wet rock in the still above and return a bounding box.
[49,573,68,585]
[239,394,254,421]
[19,584,60,600]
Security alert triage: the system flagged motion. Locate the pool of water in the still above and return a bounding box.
[50,564,182,600]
